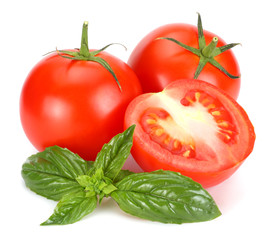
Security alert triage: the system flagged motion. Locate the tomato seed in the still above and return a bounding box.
[211,111,221,116]
[146,119,157,124]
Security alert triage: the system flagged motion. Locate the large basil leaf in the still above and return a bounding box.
[41,191,97,225]
[112,169,135,183]
[111,170,221,224]
[22,146,88,201]
[93,125,135,181]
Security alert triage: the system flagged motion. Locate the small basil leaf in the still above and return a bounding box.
[76,169,117,199]
[93,125,135,180]
[76,175,92,187]
[41,191,97,225]
[87,161,135,183]
[102,183,117,195]
[22,146,88,201]
[111,170,221,224]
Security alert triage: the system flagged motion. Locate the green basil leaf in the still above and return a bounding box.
[93,125,135,180]
[111,170,221,224]
[113,169,135,183]
[21,146,88,201]
[87,161,135,183]
[76,169,117,197]
[41,191,97,225]
[76,175,93,188]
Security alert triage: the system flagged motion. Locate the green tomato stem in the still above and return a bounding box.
[50,21,123,91]
[80,21,90,58]
[202,37,218,58]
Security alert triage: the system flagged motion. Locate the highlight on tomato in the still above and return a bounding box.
[124,79,255,188]
[128,13,241,100]
[20,21,142,160]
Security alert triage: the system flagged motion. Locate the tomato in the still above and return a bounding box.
[20,22,142,160]
[124,79,255,188]
[128,14,241,99]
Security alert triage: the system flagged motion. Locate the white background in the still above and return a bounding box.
[1,0,271,239]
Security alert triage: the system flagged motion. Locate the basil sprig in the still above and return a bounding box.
[21,125,221,225]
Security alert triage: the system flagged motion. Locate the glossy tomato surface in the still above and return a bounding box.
[20,50,142,160]
[128,23,241,99]
[124,79,255,188]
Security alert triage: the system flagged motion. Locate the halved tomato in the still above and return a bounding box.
[124,79,255,188]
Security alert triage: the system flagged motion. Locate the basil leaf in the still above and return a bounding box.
[87,161,135,183]
[41,191,97,225]
[21,146,88,201]
[93,125,135,180]
[76,169,117,199]
[111,170,221,224]
[113,169,135,183]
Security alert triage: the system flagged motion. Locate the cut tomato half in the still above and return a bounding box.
[124,79,255,188]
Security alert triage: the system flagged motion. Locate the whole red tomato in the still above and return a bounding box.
[20,22,142,160]
[124,79,255,188]
[128,14,241,99]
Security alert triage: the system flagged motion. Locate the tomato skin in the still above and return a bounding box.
[128,23,241,99]
[130,137,243,188]
[20,50,142,160]
[124,79,255,188]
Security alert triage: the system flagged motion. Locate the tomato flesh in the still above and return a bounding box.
[124,79,255,187]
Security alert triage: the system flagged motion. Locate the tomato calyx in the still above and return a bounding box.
[52,21,126,90]
[156,13,241,80]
